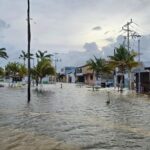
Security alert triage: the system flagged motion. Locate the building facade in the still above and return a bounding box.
[76,65,96,85]
[59,67,76,83]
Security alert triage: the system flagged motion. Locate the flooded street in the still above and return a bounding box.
[0,83,150,150]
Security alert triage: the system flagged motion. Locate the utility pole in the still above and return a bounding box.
[122,19,141,90]
[27,0,31,103]
[53,53,61,83]
[122,19,133,51]
[131,32,141,93]
[138,38,141,93]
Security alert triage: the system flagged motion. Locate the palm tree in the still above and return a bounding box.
[5,62,20,79]
[31,58,55,86]
[19,50,33,66]
[0,48,8,59]
[0,67,4,77]
[5,62,27,84]
[19,50,27,66]
[87,56,112,88]
[109,45,138,91]
[36,50,52,61]
[18,64,27,78]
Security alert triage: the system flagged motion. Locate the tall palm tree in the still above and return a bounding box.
[87,56,112,87]
[19,50,27,66]
[19,50,33,66]
[36,50,52,61]
[109,45,138,91]
[0,48,8,59]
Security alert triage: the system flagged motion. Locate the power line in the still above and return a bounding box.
[122,19,134,51]
[121,19,142,52]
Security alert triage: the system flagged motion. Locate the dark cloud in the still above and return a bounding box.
[83,42,100,52]
[0,19,10,30]
[92,26,101,31]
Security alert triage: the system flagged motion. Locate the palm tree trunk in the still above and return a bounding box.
[36,79,38,86]
[128,70,132,90]
[128,70,131,90]
[99,74,102,87]
[120,73,124,92]
[92,71,95,91]
[40,78,42,84]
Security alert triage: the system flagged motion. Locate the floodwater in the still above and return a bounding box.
[0,83,150,150]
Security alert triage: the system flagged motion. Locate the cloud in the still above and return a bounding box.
[83,42,100,52]
[58,32,150,70]
[57,42,102,70]
[105,37,114,42]
[1,0,150,69]
[92,26,101,31]
[104,31,110,35]
[0,19,10,30]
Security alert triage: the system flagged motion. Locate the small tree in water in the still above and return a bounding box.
[31,58,55,86]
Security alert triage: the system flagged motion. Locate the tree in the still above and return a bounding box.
[18,64,27,78]
[19,50,33,66]
[5,62,27,82]
[19,50,27,66]
[109,45,138,91]
[31,58,55,86]
[0,67,4,77]
[0,48,8,59]
[87,56,112,87]
[36,50,52,61]
[5,62,20,79]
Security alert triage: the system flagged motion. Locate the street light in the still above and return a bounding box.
[27,0,31,103]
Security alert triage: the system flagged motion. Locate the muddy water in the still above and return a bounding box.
[0,83,150,150]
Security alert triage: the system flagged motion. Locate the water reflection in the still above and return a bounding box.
[0,83,150,149]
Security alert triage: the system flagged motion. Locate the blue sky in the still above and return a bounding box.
[1,0,150,68]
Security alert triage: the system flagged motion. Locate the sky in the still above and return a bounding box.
[1,0,150,69]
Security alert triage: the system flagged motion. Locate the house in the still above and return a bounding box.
[76,64,113,86]
[75,66,85,83]
[59,67,76,83]
[133,61,150,93]
[76,65,103,86]
[66,72,76,83]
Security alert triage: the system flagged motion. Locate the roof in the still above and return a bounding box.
[76,64,89,68]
